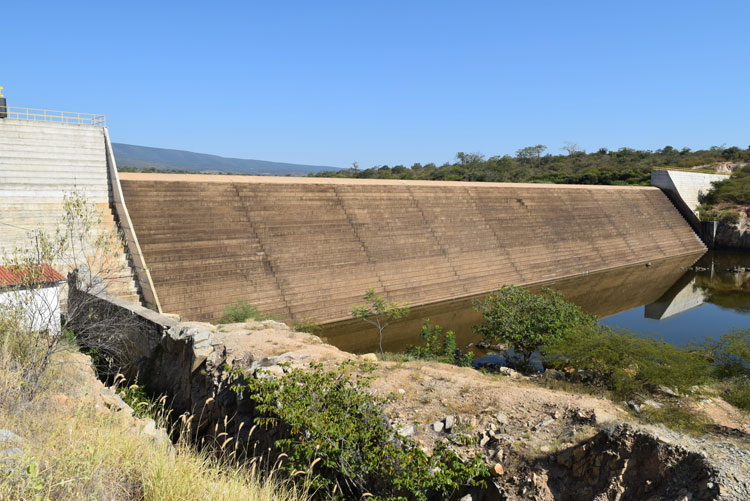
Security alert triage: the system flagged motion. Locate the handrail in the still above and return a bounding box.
[0,106,105,126]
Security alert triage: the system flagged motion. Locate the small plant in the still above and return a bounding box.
[232,361,487,500]
[406,320,473,367]
[291,318,322,336]
[352,288,409,356]
[220,301,274,324]
[474,286,596,368]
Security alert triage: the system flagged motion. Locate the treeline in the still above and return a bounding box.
[311,145,750,186]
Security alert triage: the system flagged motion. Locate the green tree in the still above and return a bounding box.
[352,288,409,356]
[515,144,547,168]
[473,285,596,367]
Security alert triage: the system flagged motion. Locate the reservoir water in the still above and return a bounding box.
[321,251,750,354]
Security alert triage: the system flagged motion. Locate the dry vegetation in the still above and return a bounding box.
[0,344,309,500]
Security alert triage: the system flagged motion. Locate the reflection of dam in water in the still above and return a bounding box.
[644,273,705,320]
[323,251,750,353]
[322,253,704,354]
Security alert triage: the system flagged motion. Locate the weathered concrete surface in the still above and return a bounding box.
[651,170,728,247]
[0,119,140,303]
[120,173,706,323]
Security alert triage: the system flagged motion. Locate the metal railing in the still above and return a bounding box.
[0,106,106,126]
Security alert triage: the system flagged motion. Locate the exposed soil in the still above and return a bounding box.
[207,320,750,500]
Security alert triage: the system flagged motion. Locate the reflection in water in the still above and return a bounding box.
[644,273,705,320]
[321,252,743,354]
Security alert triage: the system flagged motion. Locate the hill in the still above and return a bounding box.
[113,143,341,176]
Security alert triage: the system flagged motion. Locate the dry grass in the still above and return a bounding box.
[0,349,310,500]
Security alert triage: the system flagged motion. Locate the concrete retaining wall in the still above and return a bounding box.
[0,119,141,303]
[120,173,707,323]
[650,170,727,215]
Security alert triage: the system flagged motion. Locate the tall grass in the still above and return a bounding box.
[0,326,309,500]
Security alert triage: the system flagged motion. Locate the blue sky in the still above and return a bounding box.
[3,1,749,168]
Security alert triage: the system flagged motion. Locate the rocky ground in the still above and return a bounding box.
[193,319,750,500]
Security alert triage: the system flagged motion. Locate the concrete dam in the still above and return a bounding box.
[119,173,706,323]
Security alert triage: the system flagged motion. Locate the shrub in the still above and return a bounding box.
[232,361,487,500]
[724,377,750,411]
[719,210,741,223]
[220,301,274,324]
[473,286,597,366]
[702,329,750,379]
[291,318,323,336]
[405,320,473,367]
[545,326,713,400]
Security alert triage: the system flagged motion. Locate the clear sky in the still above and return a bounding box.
[3,1,749,168]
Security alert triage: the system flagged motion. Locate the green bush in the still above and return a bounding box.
[232,361,487,500]
[724,377,750,411]
[719,210,741,223]
[545,326,713,400]
[405,320,473,367]
[473,286,597,366]
[290,319,323,336]
[219,301,274,324]
[701,329,750,379]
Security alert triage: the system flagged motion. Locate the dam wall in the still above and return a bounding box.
[120,173,706,323]
[0,118,141,303]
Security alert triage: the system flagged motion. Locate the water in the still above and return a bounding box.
[320,251,750,354]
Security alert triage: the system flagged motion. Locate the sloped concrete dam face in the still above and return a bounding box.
[119,173,706,323]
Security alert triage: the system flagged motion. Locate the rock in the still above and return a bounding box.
[494,448,504,462]
[626,400,641,414]
[592,408,615,424]
[492,463,505,476]
[499,367,520,378]
[397,424,415,437]
[656,385,680,398]
[0,430,23,445]
[540,445,551,453]
[444,415,455,431]
[397,388,406,395]
[495,412,509,425]
[642,399,663,409]
[359,353,378,362]
[557,449,573,468]
[140,419,172,448]
[432,421,444,433]
[0,448,22,458]
[264,365,285,377]
[534,418,554,431]
[479,433,491,447]
[100,390,131,414]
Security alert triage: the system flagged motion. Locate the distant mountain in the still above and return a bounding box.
[112,143,342,176]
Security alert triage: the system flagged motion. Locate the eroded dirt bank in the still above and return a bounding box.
[125,317,750,500]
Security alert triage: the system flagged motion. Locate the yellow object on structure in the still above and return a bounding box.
[0,86,4,98]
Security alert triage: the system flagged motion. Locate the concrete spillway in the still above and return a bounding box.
[119,173,706,323]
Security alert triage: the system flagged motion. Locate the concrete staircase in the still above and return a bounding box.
[0,119,140,304]
[120,174,707,324]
